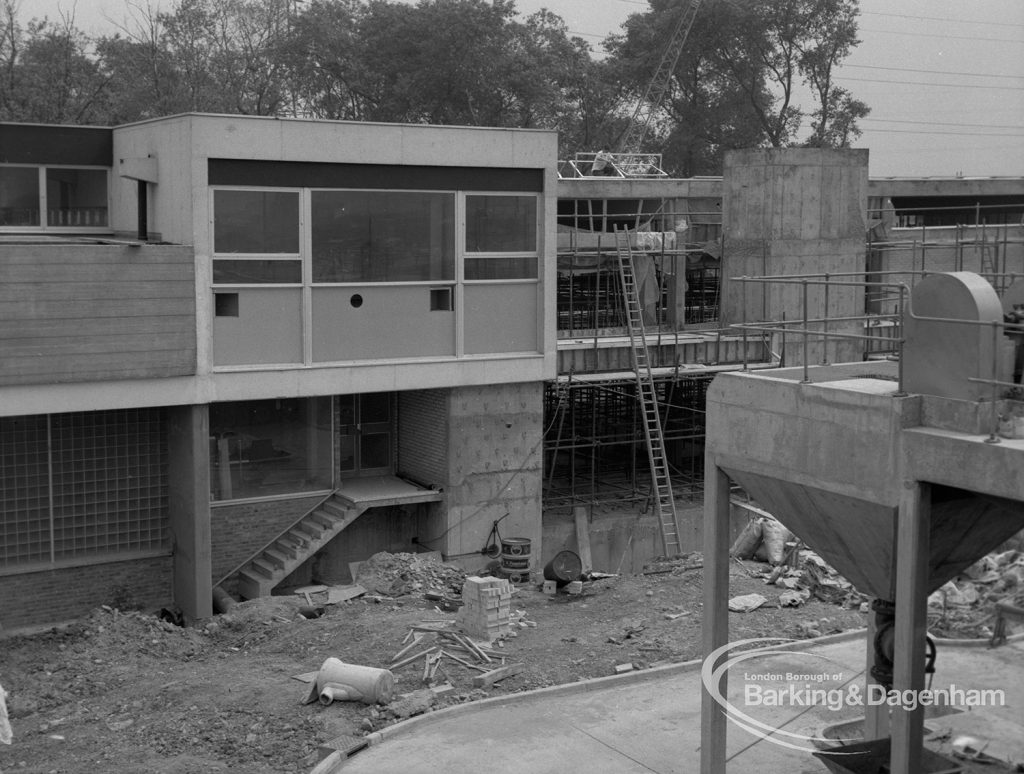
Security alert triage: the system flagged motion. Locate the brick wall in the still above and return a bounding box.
[397,390,450,487]
[210,495,324,582]
[0,556,173,632]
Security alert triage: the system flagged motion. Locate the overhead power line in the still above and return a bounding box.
[836,75,1024,92]
[846,63,1024,81]
[859,26,1023,44]
[862,10,1024,29]
[862,117,1024,131]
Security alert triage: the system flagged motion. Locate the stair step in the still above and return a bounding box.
[308,510,335,530]
[296,521,325,539]
[263,548,289,569]
[250,558,277,579]
[273,539,299,559]
[321,501,351,519]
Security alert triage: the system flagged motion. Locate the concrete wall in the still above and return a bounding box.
[442,382,544,574]
[721,149,868,365]
[0,556,173,631]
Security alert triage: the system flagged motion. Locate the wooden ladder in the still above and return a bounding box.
[614,225,681,557]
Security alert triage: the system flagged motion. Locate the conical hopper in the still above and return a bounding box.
[724,469,1024,599]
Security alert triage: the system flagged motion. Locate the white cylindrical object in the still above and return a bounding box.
[315,658,394,705]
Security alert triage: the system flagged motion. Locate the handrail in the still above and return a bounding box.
[730,271,1024,442]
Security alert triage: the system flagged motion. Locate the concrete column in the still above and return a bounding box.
[891,480,930,774]
[168,405,213,621]
[863,602,891,739]
[700,461,731,774]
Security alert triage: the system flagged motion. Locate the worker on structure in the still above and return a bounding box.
[592,147,616,176]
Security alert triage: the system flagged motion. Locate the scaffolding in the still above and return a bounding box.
[543,372,712,508]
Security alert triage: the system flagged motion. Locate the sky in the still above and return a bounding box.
[14,0,1024,179]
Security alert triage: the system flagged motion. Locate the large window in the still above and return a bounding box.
[0,166,108,229]
[209,397,333,501]
[465,194,538,280]
[213,189,301,284]
[312,191,454,283]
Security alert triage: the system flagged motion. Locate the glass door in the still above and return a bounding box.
[338,393,393,477]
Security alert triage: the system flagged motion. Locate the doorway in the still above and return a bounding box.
[338,393,393,477]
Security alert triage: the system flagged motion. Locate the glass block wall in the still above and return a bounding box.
[0,409,168,569]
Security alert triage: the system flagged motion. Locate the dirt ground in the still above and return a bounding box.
[0,551,1003,774]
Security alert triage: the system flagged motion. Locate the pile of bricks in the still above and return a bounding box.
[456,576,512,642]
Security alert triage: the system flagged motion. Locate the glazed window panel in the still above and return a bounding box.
[213,259,302,284]
[209,397,333,501]
[464,256,537,280]
[214,190,300,254]
[311,191,454,282]
[0,167,41,227]
[45,168,108,227]
[465,195,537,253]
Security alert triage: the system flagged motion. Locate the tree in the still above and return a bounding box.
[1,9,110,124]
[603,0,870,175]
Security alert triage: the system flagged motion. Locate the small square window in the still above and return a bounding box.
[215,293,239,317]
[430,288,453,311]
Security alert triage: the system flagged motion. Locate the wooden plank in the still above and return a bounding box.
[573,506,593,575]
[390,634,425,663]
[0,330,196,356]
[470,663,523,689]
[3,263,192,282]
[0,298,195,319]
[0,281,195,302]
[440,650,489,673]
[3,315,195,339]
[389,646,439,671]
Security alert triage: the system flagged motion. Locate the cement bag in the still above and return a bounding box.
[729,518,763,560]
[756,518,792,566]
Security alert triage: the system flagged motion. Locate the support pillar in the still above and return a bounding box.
[891,480,930,774]
[700,461,731,774]
[168,405,213,621]
[863,600,891,739]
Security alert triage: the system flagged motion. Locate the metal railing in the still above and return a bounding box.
[729,270,1024,443]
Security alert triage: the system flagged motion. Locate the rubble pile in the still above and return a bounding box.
[355,551,467,597]
[928,549,1024,639]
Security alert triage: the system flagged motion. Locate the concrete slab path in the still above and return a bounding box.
[322,632,1024,774]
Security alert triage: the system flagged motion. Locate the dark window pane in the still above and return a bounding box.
[312,191,454,282]
[210,397,333,501]
[466,195,536,252]
[213,260,302,284]
[45,168,107,227]
[214,190,299,253]
[0,167,40,226]
[465,256,537,280]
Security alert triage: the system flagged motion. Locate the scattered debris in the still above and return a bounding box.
[355,551,467,598]
[728,593,768,613]
[779,589,811,608]
[326,585,367,605]
[613,663,634,675]
[471,663,524,689]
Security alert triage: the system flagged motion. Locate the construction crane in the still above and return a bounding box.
[613,0,703,176]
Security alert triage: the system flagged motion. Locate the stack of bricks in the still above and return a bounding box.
[457,576,512,642]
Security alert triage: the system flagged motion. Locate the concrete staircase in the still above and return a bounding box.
[233,495,367,600]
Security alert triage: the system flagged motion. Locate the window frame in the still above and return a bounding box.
[462,192,541,283]
[309,187,458,287]
[0,163,111,233]
[210,186,304,288]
